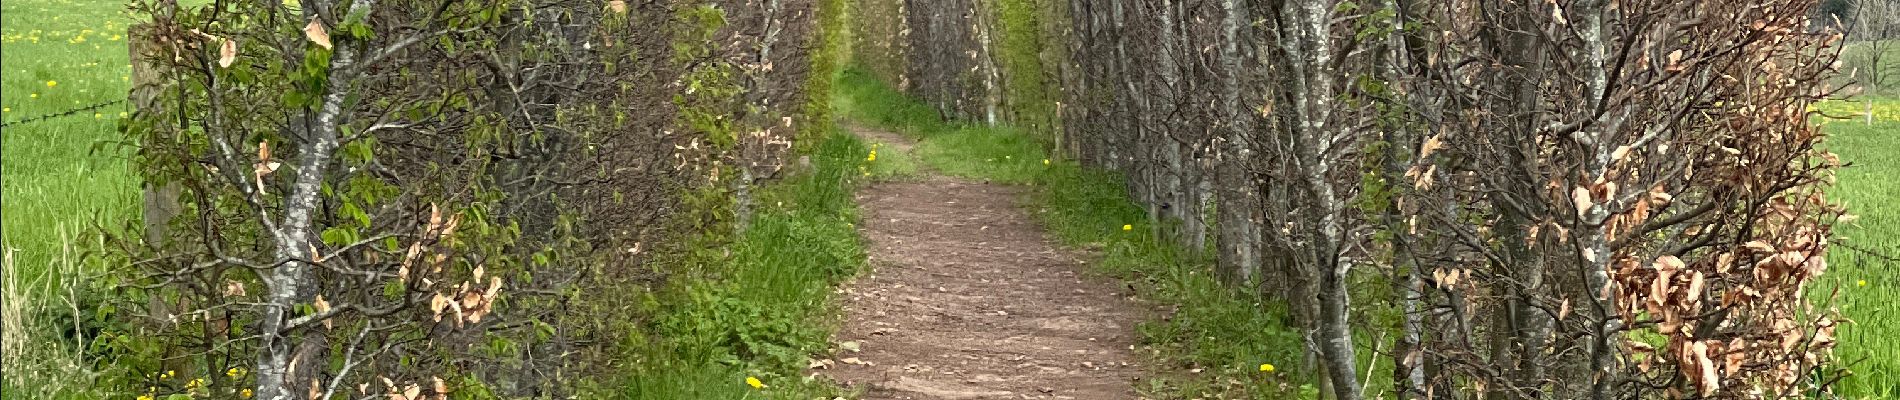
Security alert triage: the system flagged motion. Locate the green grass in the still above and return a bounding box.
[833,68,953,138]
[617,129,876,399]
[1816,96,1900,399]
[836,67,1310,398]
[1,0,143,266]
[1,0,143,397]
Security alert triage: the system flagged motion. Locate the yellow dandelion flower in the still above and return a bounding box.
[1042,159,1050,165]
[94,113,102,119]
[1858,279,1868,287]
[119,111,129,118]
[45,80,57,88]
[3,107,9,113]
[745,376,766,389]
[30,93,39,98]
[1122,224,1133,231]
[1259,363,1275,372]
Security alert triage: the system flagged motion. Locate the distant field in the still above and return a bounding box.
[1815,97,1900,399]
[1,0,140,279]
[1,0,139,396]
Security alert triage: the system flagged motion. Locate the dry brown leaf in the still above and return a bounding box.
[304,18,333,50]
[1685,271,1706,305]
[224,280,247,297]
[1692,341,1720,396]
[1418,133,1444,159]
[430,292,450,321]
[219,38,237,68]
[1725,338,1746,377]
[1572,187,1593,216]
[313,295,333,329]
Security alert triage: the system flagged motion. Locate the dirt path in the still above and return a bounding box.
[821,125,1145,399]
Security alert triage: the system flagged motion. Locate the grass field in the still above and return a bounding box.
[1,0,141,397]
[1814,97,1900,399]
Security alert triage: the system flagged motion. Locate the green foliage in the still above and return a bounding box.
[834,67,953,137]
[1032,159,1304,400]
[914,126,1046,183]
[862,141,921,179]
[616,130,874,399]
[674,5,741,150]
[796,0,851,151]
[990,0,1058,138]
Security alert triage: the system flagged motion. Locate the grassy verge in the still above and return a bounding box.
[615,129,879,399]
[835,67,1309,399]
[1,0,142,397]
[1814,97,1900,398]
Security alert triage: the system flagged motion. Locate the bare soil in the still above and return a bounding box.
[820,125,1145,399]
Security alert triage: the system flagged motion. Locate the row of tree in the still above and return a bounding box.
[855,0,1852,398]
[115,0,840,397]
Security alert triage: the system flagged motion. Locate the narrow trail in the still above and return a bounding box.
[822,125,1145,399]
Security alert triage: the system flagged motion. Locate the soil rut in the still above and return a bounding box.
[822,125,1144,399]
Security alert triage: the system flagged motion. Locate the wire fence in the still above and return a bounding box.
[0,99,127,128]
[1838,241,1899,263]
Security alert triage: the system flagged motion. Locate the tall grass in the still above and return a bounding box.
[617,129,876,399]
[1815,97,1900,399]
[835,68,1310,398]
[2,0,142,397]
[1,230,115,399]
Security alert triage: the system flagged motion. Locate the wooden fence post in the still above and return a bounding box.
[131,23,181,248]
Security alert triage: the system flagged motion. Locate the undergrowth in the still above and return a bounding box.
[617,130,876,399]
[835,67,1309,399]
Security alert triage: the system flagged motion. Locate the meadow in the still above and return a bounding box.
[1813,97,1900,398]
[2,0,141,397]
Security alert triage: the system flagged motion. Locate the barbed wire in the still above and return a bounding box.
[0,99,128,128]
[1836,241,1899,263]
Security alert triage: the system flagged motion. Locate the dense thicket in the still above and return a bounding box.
[853,0,1851,398]
[111,0,842,396]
